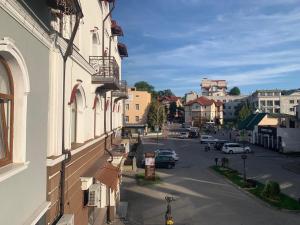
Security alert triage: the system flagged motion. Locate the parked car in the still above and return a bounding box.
[155,155,176,169]
[156,149,179,161]
[178,132,189,139]
[214,140,228,150]
[200,135,218,144]
[222,143,252,154]
[188,131,199,138]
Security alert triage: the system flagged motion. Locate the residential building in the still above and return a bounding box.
[208,95,248,120]
[201,79,227,97]
[250,89,281,114]
[124,87,151,135]
[46,1,128,225]
[0,1,51,225]
[184,96,223,127]
[184,91,198,103]
[0,1,129,225]
[249,89,300,116]
[280,91,300,115]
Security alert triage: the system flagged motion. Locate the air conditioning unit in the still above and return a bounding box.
[57,214,74,225]
[88,183,101,208]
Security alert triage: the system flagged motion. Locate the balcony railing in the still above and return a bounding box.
[112,80,128,99]
[89,56,120,89]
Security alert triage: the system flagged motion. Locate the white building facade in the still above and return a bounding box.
[0,1,128,225]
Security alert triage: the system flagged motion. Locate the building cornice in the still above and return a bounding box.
[0,0,52,48]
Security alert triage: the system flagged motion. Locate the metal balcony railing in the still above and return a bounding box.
[89,56,120,87]
[112,80,128,99]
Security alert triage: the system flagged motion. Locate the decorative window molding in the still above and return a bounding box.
[0,37,30,164]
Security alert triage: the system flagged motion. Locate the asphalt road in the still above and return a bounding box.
[121,137,300,225]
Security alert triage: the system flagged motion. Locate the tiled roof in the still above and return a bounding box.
[185,96,214,106]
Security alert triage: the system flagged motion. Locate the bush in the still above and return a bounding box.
[262,181,281,200]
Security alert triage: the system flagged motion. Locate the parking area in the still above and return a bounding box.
[121,136,300,225]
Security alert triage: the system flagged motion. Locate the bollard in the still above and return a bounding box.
[214,158,219,166]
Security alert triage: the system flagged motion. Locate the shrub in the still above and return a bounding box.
[262,181,281,199]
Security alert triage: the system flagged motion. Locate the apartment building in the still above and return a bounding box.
[0,1,128,225]
[208,95,248,120]
[201,79,227,97]
[124,88,151,134]
[250,89,300,116]
[184,96,223,126]
[280,91,300,115]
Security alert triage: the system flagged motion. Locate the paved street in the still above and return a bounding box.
[121,137,300,225]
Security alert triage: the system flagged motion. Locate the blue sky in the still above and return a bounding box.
[114,0,300,96]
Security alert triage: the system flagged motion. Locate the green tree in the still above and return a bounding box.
[134,81,155,93]
[169,101,177,119]
[134,81,158,100]
[157,89,174,98]
[229,87,241,96]
[147,101,167,130]
[237,103,252,122]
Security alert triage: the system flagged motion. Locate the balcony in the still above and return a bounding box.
[112,81,128,99]
[89,56,120,90]
[47,0,81,15]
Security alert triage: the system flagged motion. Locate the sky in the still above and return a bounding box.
[114,0,300,96]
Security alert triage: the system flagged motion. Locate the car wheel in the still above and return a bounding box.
[229,150,233,154]
[168,164,172,169]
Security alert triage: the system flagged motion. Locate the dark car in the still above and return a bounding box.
[155,156,176,169]
[214,140,228,150]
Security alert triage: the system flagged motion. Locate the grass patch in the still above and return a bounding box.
[135,173,162,186]
[211,166,300,211]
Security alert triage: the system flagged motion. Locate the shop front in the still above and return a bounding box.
[257,126,278,151]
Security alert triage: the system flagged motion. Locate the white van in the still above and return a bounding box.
[200,135,216,144]
[222,143,252,154]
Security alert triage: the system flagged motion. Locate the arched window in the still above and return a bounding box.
[91,33,100,56]
[0,57,14,166]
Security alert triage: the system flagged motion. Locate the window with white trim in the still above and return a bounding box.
[0,57,13,167]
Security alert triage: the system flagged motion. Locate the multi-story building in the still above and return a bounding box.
[0,1,128,225]
[124,87,151,134]
[249,89,300,116]
[184,96,223,126]
[201,79,227,97]
[0,1,51,225]
[208,95,248,120]
[250,90,281,114]
[280,91,300,115]
[184,91,198,104]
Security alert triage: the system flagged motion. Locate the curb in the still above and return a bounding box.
[209,167,300,214]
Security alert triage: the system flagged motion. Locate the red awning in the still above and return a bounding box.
[111,20,124,36]
[117,43,128,57]
[95,163,120,191]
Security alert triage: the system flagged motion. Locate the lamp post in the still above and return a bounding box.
[241,154,247,184]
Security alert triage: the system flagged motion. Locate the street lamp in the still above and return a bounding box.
[241,154,247,184]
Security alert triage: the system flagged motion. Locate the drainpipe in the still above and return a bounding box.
[53,3,83,224]
[102,0,115,160]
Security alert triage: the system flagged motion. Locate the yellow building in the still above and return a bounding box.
[124,87,151,134]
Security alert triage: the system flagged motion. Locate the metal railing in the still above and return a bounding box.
[112,80,128,97]
[89,56,120,82]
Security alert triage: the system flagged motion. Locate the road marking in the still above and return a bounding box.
[183,177,229,187]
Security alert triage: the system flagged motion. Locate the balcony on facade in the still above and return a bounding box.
[89,56,120,90]
[112,80,128,99]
